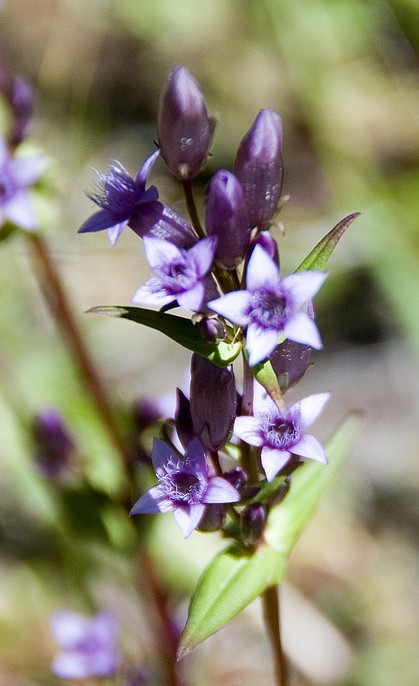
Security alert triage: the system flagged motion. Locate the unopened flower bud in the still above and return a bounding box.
[196,315,226,342]
[157,66,216,180]
[224,466,248,494]
[252,230,279,265]
[190,353,236,451]
[175,388,195,449]
[270,302,315,390]
[198,503,226,532]
[234,109,283,228]
[242,504,267,546]
[205,170,251,269]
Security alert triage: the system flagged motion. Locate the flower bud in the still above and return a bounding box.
[205,170,251,269]
[270,302,315,390]
[198,503,226,532]
[252,230,279,265]
[196,315,226,343]
[190,353,237,451]
[224,466,248,494]
[175,388,195,449]
[234,109,283,228]
[157,66,216,180]
[242,504,267,546]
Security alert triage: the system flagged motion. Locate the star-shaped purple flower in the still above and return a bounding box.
[208,244,327,367]
[130,437,240,538]
[132,235,217,312]
[234,392,330,481]
[50,610,119,679]
[0,137,44,230]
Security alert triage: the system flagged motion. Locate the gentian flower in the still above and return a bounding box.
[208,244,327,366]
[130,437,240,538]
[0,137,44,230]
[158,66,216,179]
[132,235,217,312]
[233,109,283,228]
[50,610,119,679]
[79,151,195,247]
[234,392,330,481]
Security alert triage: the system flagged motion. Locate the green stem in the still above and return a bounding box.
[262,585,288,686]
[182,178,205,239]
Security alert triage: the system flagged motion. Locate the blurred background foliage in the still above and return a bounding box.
[0,0,419,684]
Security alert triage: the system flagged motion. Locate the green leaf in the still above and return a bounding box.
[265,412,363,556]
[251,359,285,409]
[295,212,361,272]
[177,543,287,659]
[87,306,241,367]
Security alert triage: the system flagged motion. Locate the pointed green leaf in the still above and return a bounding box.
[87,306,241,367]
[251,359,285,409]
[177,543,287,659]
[265,412,362,555]
[296,212,361,272]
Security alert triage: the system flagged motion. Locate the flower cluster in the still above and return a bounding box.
[80,66,335,542]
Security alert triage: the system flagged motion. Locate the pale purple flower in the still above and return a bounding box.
[208,244,327,366]
[132,235,217,312]
[79,152,196,247]
[50,610,119,679]
[0,138,44,230]
[130,437,240,538]
[234,392,330,481]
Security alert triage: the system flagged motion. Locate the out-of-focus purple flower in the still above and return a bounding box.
[234,109,283,228]
[33,408,76,480]
[234,392,330,481]
[0,137,44,230]
[50,610,119,679]
[208,244,327,366]
[9,76,35,146]
[190,353,237,451]
[79,152,196,247]
[205,169,251,269]
[130,437,240,538]
[158,66,216,180]
[132,235,217,312]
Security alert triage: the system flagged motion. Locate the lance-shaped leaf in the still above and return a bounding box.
[178,413,361,658]
[296,212,361,273]
[87,306,241,367]
[251,358,285,410]
[265,412,362,555]
[177,544,287,660]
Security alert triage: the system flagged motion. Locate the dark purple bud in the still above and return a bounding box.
[270,302,315,390]
[32,408,76,480]
[234,109,283,228]
[205,170,251,269]
[252,230,279,265]
[157,67,216,180]
[175,388,195,449]
[224,466,248,494]
[190,354,237,451]
[242,504,267,546]
[198,503,226,532]
[196,315,226,343]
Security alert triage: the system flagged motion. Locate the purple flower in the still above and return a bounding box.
[158,66,216,179]
[0,138,44,230]
[79,152,196,247]
[208,244,327,366]
[32,408,76,480]
[50,610,119,679]
[130,437,240,538]
[233,109,283,228]
[234,392,330,481]
[132,235,217,312]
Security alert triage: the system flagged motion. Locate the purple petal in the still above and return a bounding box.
[52,652,93,679]
[10,155,46,185]
[188,235,217,277]
[143,236,181,269]
[246,245,281,292]
[134,149,160,189]
[4,192,37,230]
[151,438,177,472]
[78,209,117,234]
[282,312,323,349]
[281,271,327,306]
[130,200,196,248]
[291,434,328,463]
[177,281,205,311]
[204,477,240,503]
[295,392,330,430]
[129,487,172,515]
[184,436,208,475]
[208,290,251,326]
[246,324,280,366]
[51,611,90,648]
[131,278,175,307]
[234,416,264,446]
[107,222,127,245]
[173,503,205,538]
[261,447,291,481]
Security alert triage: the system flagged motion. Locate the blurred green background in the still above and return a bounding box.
[0,0,419,684]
